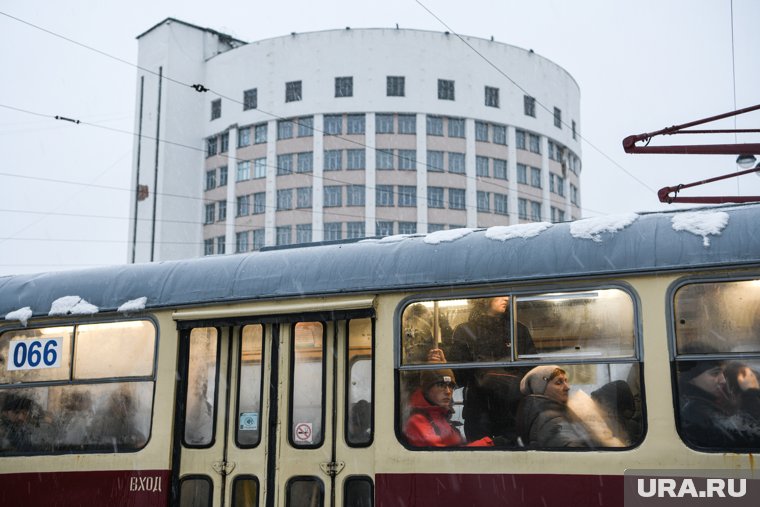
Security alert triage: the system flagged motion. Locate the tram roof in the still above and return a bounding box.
[2,204,760,320]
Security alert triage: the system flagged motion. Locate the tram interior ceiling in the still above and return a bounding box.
[622,103,760,204]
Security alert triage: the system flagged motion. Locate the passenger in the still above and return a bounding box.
[724,361,760,420]
[445,296,536,442]
[404,368,494,447]
[89,389,147,451]
[402,303,450,364]
[516,365,599,448]
[0,394,34,451]
[590,380,640,445]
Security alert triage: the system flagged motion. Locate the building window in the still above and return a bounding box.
[252,229,264,251]
[278,120,293,140]
[253,158,267,179]
[475,121,489,142]
[324,222,342,241]
[237,161,250,182]
[492,124,507,145]
[477,191,490,212]
[377,149,394,170]
[570,184,579,205]
[554,107,562,128]
[217,200,226,222]
[204,238,214,256]
[285,81,302,102]
[296,224,312,244]
[324,186,342,207]
[219,166,228,186]
[515,130,526,150]
[236,231,250,253]
[551,206,566,223]
[387,76,405,97]
[205,170,216,191]
[398,114,416,134]
[253,192,266,214]
[277,189,293,210]
[216,236,226,255]
[254,123,267,144]
[276,225,292,245]
[296,152,313,173]
[426,115,443,136]
[376,114,394,134]
[347,114,365,135]
[428,187,444,208]
[238,127,251,147]
[530,201,542,221]
[398,150,416,171]
[346,222,365,239]
[335,76,353,98]
[530,167,542,188]
[548,141,558,162]
[207,137,218,158]
[572,120,577,140]
[517,164,528,184]
[476,156,489,177]
[448,188,465,210]
[211,99,221,120]
[347,149,365,170]
[243,88,257,110]
[485,86,499,108]
[376,221,393,236]
[518,198,528,219]
[494,193,508,215]
[277,154,293,176]
[219,132,229,153]
[236,195,250,217]
[204,203,215,224]
[437,79,455,100]
[448,152,465,174]
[297,116,314,137]
[529,133,541,154]
[376,185,394,207]
[448,118,465,138]
[324,149,342,171]
[398,222,417,234]
[493,158,507,180]
[428,224,445,232]
[324,114,343,135]
[346,185,365,206]
[524,95,536,117]
[427,150,444,172]
[296,187,312,209]
[398,185,417,207]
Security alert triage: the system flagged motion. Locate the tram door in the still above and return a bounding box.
[175,316,375,507]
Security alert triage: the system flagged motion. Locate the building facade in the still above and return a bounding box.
[128,19,582,262]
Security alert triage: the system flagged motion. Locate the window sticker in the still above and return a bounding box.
[8,337,62,371]
[294,422,313,444]
[239,412,259,431]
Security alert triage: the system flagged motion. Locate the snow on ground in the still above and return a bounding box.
[424,228,473,245]
[570,213,639,242]
[485,223,553,241]
[49,296,99,316]
[5,307,32,327]
[671,210,729,247]
[117,297,147,313]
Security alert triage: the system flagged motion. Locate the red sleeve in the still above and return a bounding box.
[405,414,445,447]
[466,436,494,447]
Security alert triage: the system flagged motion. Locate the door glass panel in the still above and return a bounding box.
[185,327,218,446]
[291,322,324,447]
[347,319,373,445]
[180,476,212,507]
[344,476,373,507]
[237,325,264,447]
[232,476,259,507]
[286,477,323,507]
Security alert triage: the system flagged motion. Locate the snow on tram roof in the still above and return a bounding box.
[2,204,760,321]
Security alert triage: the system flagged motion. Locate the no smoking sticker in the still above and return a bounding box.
[294,422,313,444]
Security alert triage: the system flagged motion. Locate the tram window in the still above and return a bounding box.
[232,475,259,507]
[73,321,155,378]
[673,279,760,451]
[286,477,324,507]
[0,320,155,454]
[179,476,213,507]
[346,318,373,446]
[344,476,373,507]
[290,322,325,447]
[237,325,264,447]
[398,288,643,450]
[185,327,219,447]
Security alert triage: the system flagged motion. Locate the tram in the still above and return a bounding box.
[1,203,759,507]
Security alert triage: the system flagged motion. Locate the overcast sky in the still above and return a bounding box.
[1,0,758,275]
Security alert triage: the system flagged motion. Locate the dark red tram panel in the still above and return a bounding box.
[376,473,624,507]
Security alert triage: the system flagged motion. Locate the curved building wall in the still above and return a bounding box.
[129,20,582,261]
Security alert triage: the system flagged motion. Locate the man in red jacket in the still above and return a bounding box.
[404,368,494,447]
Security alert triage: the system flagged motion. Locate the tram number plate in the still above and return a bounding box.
[8,338,62,371]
